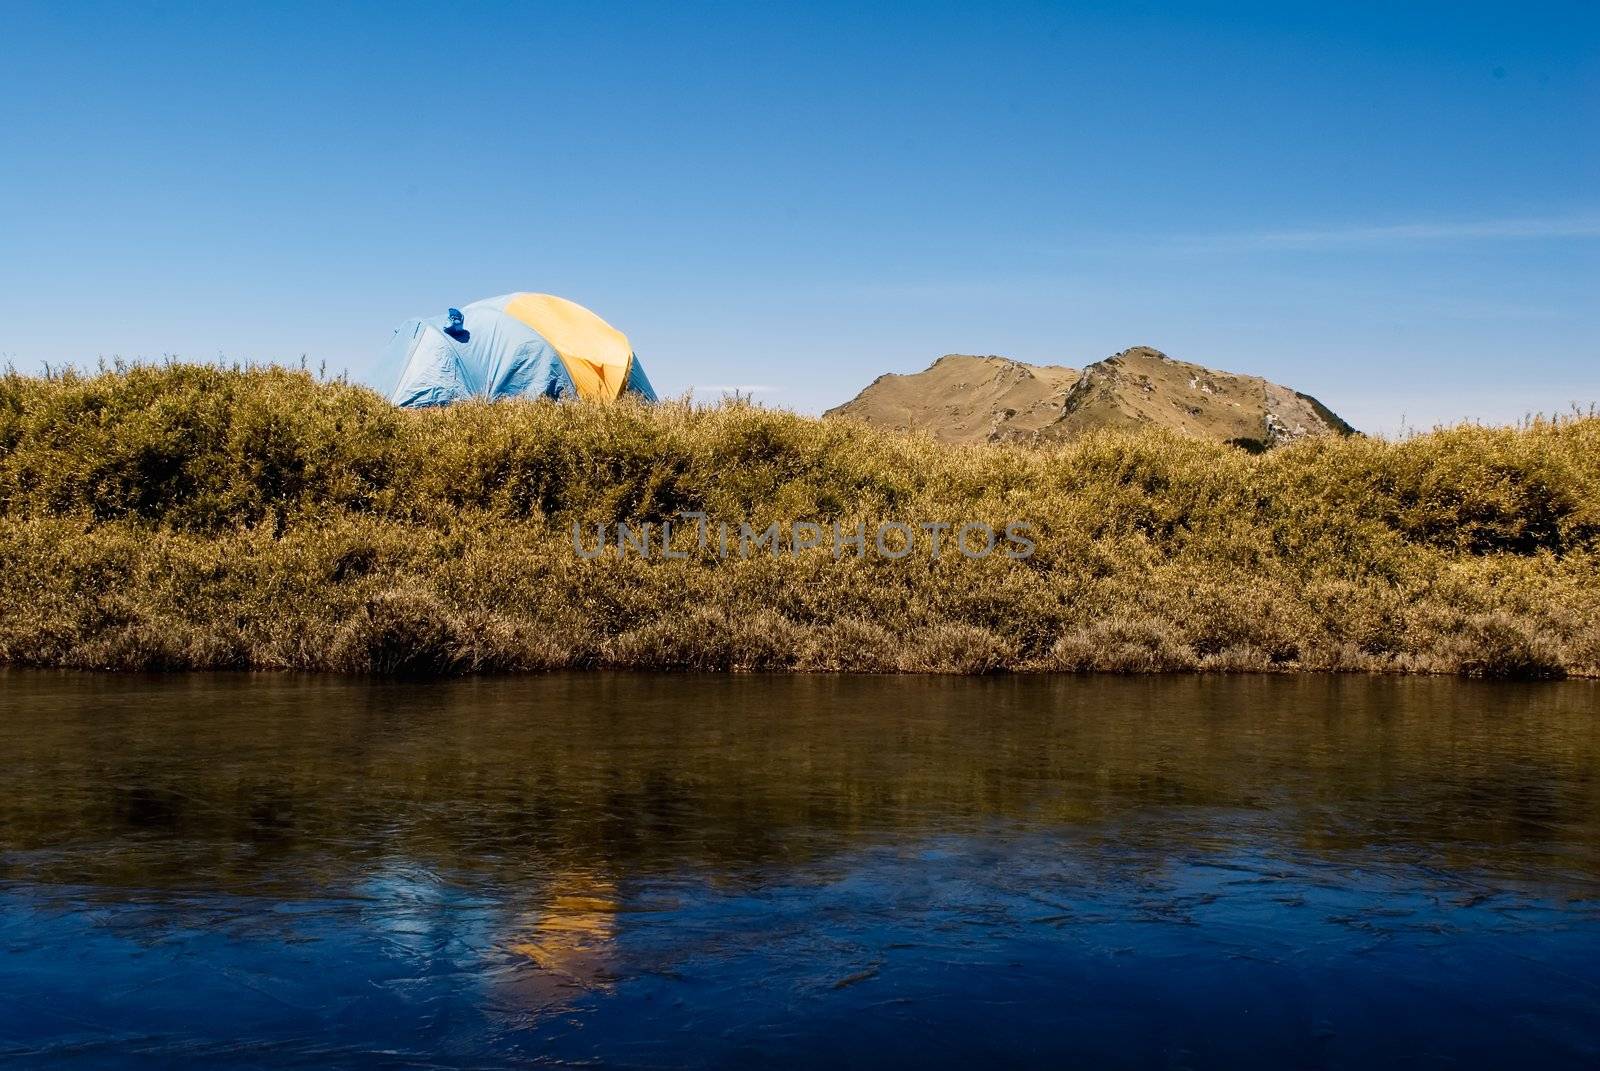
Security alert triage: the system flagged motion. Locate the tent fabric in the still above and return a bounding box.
[389,293,657,408]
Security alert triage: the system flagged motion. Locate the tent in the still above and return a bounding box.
[388,293,657,408]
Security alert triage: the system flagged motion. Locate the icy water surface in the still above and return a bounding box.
[2,671,1598,1068]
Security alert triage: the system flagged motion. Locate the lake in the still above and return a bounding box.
[2,671,1598,1068]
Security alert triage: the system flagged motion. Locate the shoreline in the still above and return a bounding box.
[4,664,1597,680]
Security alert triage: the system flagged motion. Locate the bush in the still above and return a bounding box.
[1,363,1597,677]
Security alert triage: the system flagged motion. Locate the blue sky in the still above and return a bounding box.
[1,1,1595,434]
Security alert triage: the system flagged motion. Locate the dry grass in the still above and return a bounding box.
[1,362,1597,677]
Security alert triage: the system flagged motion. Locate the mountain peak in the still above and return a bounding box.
[826,350,1354,449]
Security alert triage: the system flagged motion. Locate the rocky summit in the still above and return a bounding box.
[826,347,1355,450]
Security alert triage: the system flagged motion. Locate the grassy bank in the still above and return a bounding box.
[1,363,1597,677]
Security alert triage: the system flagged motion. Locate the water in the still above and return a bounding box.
[1,671,1597,1069]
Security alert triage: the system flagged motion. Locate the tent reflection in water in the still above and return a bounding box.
[388,292,658,408]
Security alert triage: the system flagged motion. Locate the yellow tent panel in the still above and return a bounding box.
[503,293,633,402]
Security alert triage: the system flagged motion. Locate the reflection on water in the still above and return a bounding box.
[1,672,1597,1067]
[504,872,619,998]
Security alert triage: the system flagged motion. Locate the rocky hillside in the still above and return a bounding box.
[826,347,1355,450]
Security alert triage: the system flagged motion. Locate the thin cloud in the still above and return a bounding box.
[1187,215,1600,250]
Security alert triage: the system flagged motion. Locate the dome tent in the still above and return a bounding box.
[388,292,657,408]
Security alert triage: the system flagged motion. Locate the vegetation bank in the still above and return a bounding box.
[2,364,1596,677]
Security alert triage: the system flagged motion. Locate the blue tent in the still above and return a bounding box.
[389,292,657,408]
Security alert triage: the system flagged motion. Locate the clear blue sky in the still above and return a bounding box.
[2,1,1595,434]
